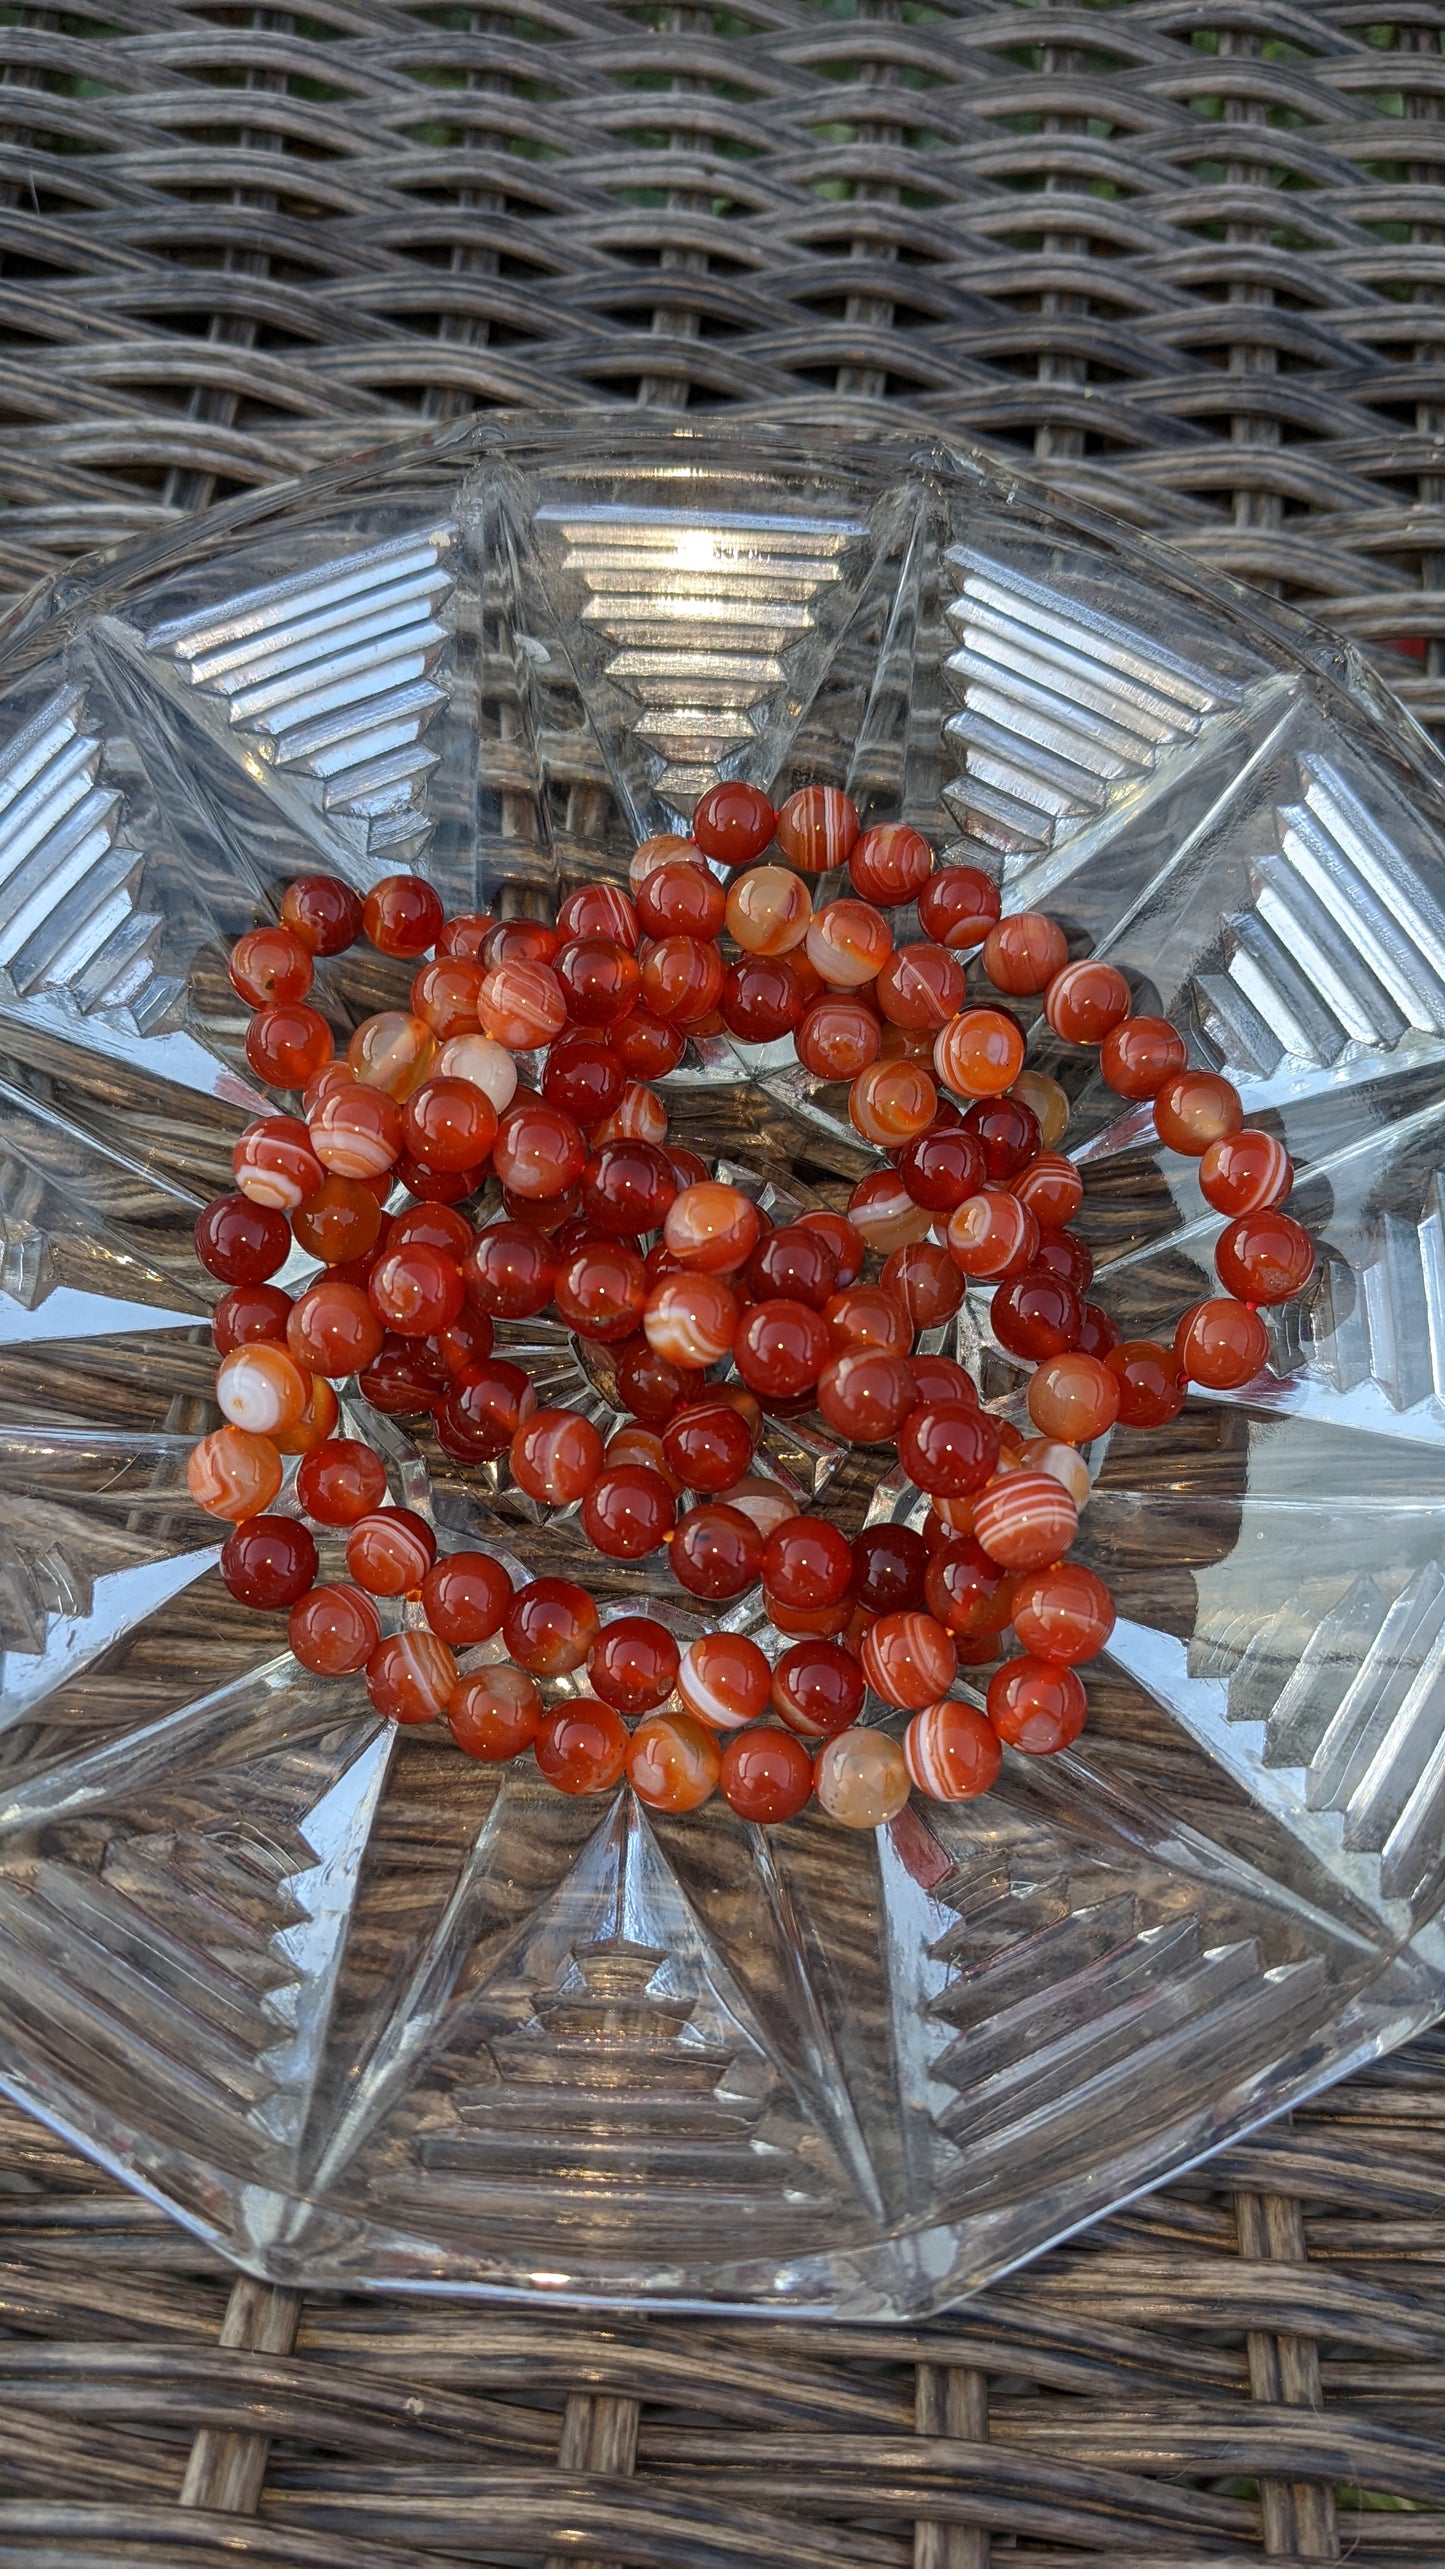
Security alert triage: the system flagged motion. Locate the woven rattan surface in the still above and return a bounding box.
[2,2,1445,2561]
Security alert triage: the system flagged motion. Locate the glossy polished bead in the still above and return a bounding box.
[628,1709,721,1812]
[991,1266,1083,1360]
[613,1337,700,1424]
[281,873,363,955]
[853,1523,928,1613]
[213,1282,292,1353]
[493,1098,585,1201]
[1175,1295,1270,1388]
[850,1057,936,1146]
[220,1513,317,1609]
[535,1697,629,1794]
[477,960,568,1050]
[898,1402,1000,1499]
[630,832,700,889]
[735,1297,830,1399]
[946,1191,1040,1280]
[369,1242,463,1337]
[775,783,858,875]
[1018,1437,1092,1508]
[420,1304,494,1380]
[365,1630,455,1726]
[973,1470,1078,1571]
[613,1009,687,1082]
[1200,1130,1292,1217]
[896,1123,983,1215]
[1026,1350,1120,1442]
[905,1699,1001,1801]
[361,1343,441,1416]
[290,1175,381,1269]
[814,1726,909,1827]
[1011,1152,1083,1229]
[346,1507,436,1596]
[484,920,558,969]
[308,1082,402,1183]
[724,863,810,960]
[1215,1209,1314,1303]
[849,822,932,906]
[661,1397,755,1493]
[771,1638,864,1739]
[229,924,314,1008]
[1044,959,1131,1044]
[447,1664,542,1760]
[555,1242,647,1342]
[1010,1069,1070,1150]
[988,1655,1087,1754]
[909,1355,975,1411]
[195,1193,290,1286]
[918,863,1001,949]
[761,1516,853,1609]
[274,1370,340,1456]
[418,1551,511,1647]
[556,933,641,1026]
[435,1358,535,1460]
[982,912,1068,996]
[295,1438,387,1530]
[860,1610,958,1710]
[745,1227,834,1313]
[500,1181,580,1235]
[924,1535,1015,1640]
[511,1407,605,1504]
[934,1007,1025,1100]
[503,1577,600,1675]
[636,856,726,940]
[558,883,640,946]
[593,1079,669,1146]
[287,1276,382,1378]
[693,779,776,865]
[582,1139,675,1237]
[719,954,805,1042]
[245,1000,334,1089]
[588,1615,679,1714]
[582,1463,676,1558]
[288,1581,380,1674]
[641,933,724,1024]
[882,1249,963,1340]
[410,956,484,1039]
[670,1502,763,1599]
[435,911,498,961]
[1154,1071,1243,1157]
[465,1221,554,1318]
[543,1032,625,1125]
[814,1348,911,1444]
[795,1210,861,1289]
[187,1425,282,1522]
[363,875,443,958]
[348,1010,437,1100]
[876,946,965,1038]
[805,897,891,990]
[719,1726,813,1822]
[434,1033,518,1114]
[1073,1302,1117,1367]
[795,995,880,1080]
[1099,1013,1186,1101]
[402,1077,496,1172]
[964,1094,1040,1182]
[232,1114,322,1212]
[1106,1338,1186,1429]
[663,1181,760,1275]
[1011,1561,1114,1663]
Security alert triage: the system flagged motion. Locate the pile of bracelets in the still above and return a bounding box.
[187,777,1315,1831]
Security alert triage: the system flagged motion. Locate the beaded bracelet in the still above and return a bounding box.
[188,779,1315,1831]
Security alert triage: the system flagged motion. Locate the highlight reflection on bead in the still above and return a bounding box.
[215,1342,310,1437]
[814,1726,910,1827]
[973,1470,1079,1572]
[678,1633,773,1730]
[904,1699,1001,1801]
[627,1711,720,1812]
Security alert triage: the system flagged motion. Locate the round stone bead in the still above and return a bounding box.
[229,923,314,1008]
[987,1655,1088,1755]
[719,872,806,968]
[362,875,443,958]
[291,1176,383,1269]
[613,1338,700,1424]
[719,1475,799,1541]
[934,1007,1026,1100]
[670,1502,764,1599]
[410,956,485,1039]
[898,1402,1000,1500]
[853,1524,928,1613]
[909,1355,975,1411]
[195,1193,290,1286]
[746,1226,835,1312]
[435,911,498,961]
[434,1033,518,1114]
[511,1407,605,1505]
[534,1699,629,1795]
[1215,1209,1314,1304]
[775,784,859,875]
[1106,1339,1186,1429]
[1100,1014,1187,1101]
[274,1371,340,1456]
[946,1191,1040,1281]
[441,1349,534,1449]
[309,1082,403,1181]
[1011,1561,1115,1663]
[369,1243,464,1338]
[973,1470,1078,1571]
[215,1343,311,1437]
[735,1297,831,1400]
[347,1010,437,1101]
[918,864,1001,949]
[804,897,892,990]
[640,933,724,1024]
[1077,1300,1119,1360]
[477,960,568,1050]
[1199,1128,1292,1216]
[582,1463,676,1558]
[503,1578,600,1676]
[849,1058,937,1148]
[814,1727,910,1828]
[296,1437,388,1526]
[1018,1437,1091,1508]
[232,1115,323,1212]
[447,1664,542,1761]
[221,1514,318,1610]
[661,1398,755,1493]
[982,912,1068,997]
[719,1727,813,1823]
[924,1535,1016,1642]
[588,1615,680,1714]
[593,1081,670,1148]
[1032,1228,1093,1297]
[719,955,805,1043]
[402,1077,497,1173]
[860,1610,958,1711]
[905,1699,1001,1802]
[366,1630,457,1726]
[245,1000,334,1089]
[692,780,776,865]
[771,1638,864,1739]
[764,1589,851,1641]
[636,856,725,940]
[281,873,363,955]
[1011,1152,1083,1230]
[362,1344,444,1417]
[288,1582,380,1675]
[678,1623,771,1726]
[849,1174,934,1256]
[187,1425,283,1522]
[554,1242,647,1343]
[814,1348,911,1443]
[213,1282,292,1354]
[465,1221,555,1318]
[663,1181,761,1275]
[1024,1351,1120,1443]
[421,1550,512,1645]
[991,1267,1083,1361]
[964,1094,1041,1182]
[630,833,700,889]
[483,921,558,969]
[849,822,932,906]
[628,1711,720,1812]
[1043,959,1131,1045]
[581,1140,676,1237]
[492,1099,586,1201]
[1154,1071,1243,1157]
[898,1123,985,1213]
[557,884,640,947]
[420,1304,494,1380]
[543,1033,625,1125]
[613,1017,685,1086]
[874,944,964,1035]
[556,933,642,1026]
[346,1508,437,1596]
[799,1209,864,1288]
[1175,1296,1270,1389]
[761,1517,853,1609]
[795,995,880,1080]
[1010,1069,1071,1150]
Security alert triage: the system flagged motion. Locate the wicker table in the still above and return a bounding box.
[2,6,1444,2561]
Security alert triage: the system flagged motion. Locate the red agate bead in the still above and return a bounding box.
[693,779,776,865]
[613,1338,701,1423]
[402,1077,496,1172]
[874,942,965,1032]
[362,875,443,958]
[447,1664,542,1760]
[588,1616,680,1714]
[771,1638,864,1739]
[478,960,568,1051]
[232,1114,323,1211]
[918,864,1000,950]
[898,1402,1000,1499]
[934,1007,1025,1100]
[1199,1128,1291,1215]
[719,954,805,1042]
[229,923,314,1008]
[556,933,641,1026]
[558,883,639,946]
[641,933,723,1024]
[849,822,932,906]
[627,1711,720,1812]
[719,1727,813,1823]
[504,1578,600,1676]
[661,1398,754,1493]
[366,1630,457,1726]
[859,1609,957,1710]
[991,1266,1083,1361]
[534,1699,629,1794]
[852,1524,928,1613]
[369,1241,463,1337]
[292,1176,383,1268]
[287,1278,385,1378]
[987,1656,1087,1755]
[964,1094,1040,1182]
[511,1407,605,1505]
[465,1221,555,1318]
[554,1241,647,1341]
[410,956,484,1039]
[1215,1208,1314,1303]
[1100,1013,1187,1100]
[882,1241,964,1330]
[346,1508,437,1596]
[543,1032,624,1124]
[1175,1297,1270,1389]
[213,1283,292,1353]
[221,1514,318,1610]
[904,1699,1001,1802]
[246,1001,335,1088]
[296,1438,388,1526]
[421,1550,512,1645]
[815,1347,912,1442]
[847,1170,932,1253]
[582,1140,676,1237]
[924,1536,1015,1642]
[1011,1152,1083,1230]
[288,1582,380,1675]
[492,1098,585,1200]
[946,1191,1039,1280]
[670,1502,763,1599]
[898,1122,984,1212]
[761,1516,853,1610]
[1011,1561,1115,1663]
[281,873,363,955]
[1105,1339,1185,1429]
[795,995,880,1079]
[195,1194,290,1285]
[675,1632,770,1732]
[1154,1071,1243,1157]
[582,1463,676,1558]
[973,1470,1078,1571]
[1027,1350,1120,1443]
[433,1358,534,1461]
[775,783,858,875]
[850,1057,936,1146]
[982,912,1068,996]
[309,1082,402,1182]
[636,857,726,940]
[734,1298,830,1400]
[435,912,498,961]
[1043,959,1130,1044]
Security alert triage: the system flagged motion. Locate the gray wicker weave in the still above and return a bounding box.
[1,5,1445,2562]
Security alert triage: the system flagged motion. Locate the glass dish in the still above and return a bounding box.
[0,414,1442,2319]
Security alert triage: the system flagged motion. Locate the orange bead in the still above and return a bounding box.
[1010,1562,1114,1663]
[365,1630,456,1725]
[881,1241,964,1330]
[824,1281,913,1354]
[347,1010,437,1101]
[934,1006,1025,1100]
[849,822,932,907]
[904,1698,1001,1801]
[477,960,568,1051]
[1011,1152,1083,1229]
[187,1425,283,1522]
[273,1371,339,1456]
[874,943,965,1032]
[310,1080,403,1179]
[534,1698,629,1794]
[849,1057,936,1146]
[214,1343,310,1437]
[813,1726,910,1827]
[627,1711,721,1812]
[982,912,1068,996]
[1199,1129,1291,1216]
[291,1174,383,1267]
[510,1407,605,1504]
[1100,1014,1187,1101]
[860,1610,957,1710]
[1175,1297,1270,1389]
[410,955,485,1038]
[1043,959,1131,1045]
[847,1170,933,1252]
[972,1470,1078,1571]
[447,1663,542,1760]
[775,784,859,876]
[662,1181,760,1274]
[987,1655,1087,1754]
[1215,1209,1314,1305]
[945,1191,1039,1281]
[287,1278,385,1379]
[1105,1339,1185,1429]
[1153,1071,1243,1157]
[795,995,880,1080]
[1009,1069,1069,1149]
[726,864,812,955]
[805,897,893,989]
[1026,1350,1121,1443]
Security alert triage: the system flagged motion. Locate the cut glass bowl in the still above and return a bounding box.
[0,413,1443,2319]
